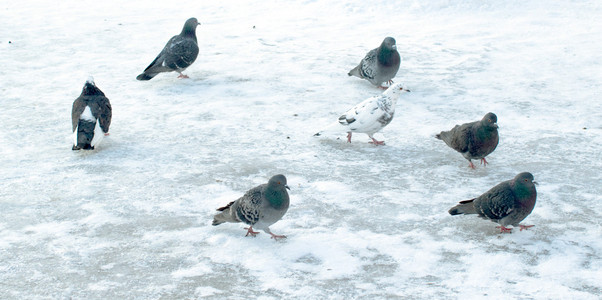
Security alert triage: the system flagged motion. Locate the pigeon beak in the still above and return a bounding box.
[493,122,498,128]
[391,45,397,50]
[285,185,290,190]
[533,181,539,185]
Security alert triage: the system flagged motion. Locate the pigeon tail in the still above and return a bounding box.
[136,73,155,81]
[73,119,97,151]
[212,201,237,226]
[448,199,477,215]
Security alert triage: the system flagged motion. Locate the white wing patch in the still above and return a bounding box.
[80,106,96,122]
[90,119,104,147]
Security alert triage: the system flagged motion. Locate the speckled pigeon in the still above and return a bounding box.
[448,172,538,233]
[71,77,112,150]
[314,83,410,145]
[212,174,290,240]
[436,112,499,169]
[348,37,400,88]
[136,18,201,80]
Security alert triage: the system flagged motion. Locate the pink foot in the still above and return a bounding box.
[104,132,110,136]
[177,74,190,79]
[480,158,489,166]
[369,137,385,145]
[496,226,513,233]
[468,161,476,169]
[269,233,287,240]
[244,227,260,237]
[519,224,534,231]
[347,132,352,143]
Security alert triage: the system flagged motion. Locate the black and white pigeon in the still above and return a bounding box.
[348,37,401,88]
[212,174,290,240]
[136,18,201,81]
[314,83,410,145]
[436,112,499,169]
[71,77,112,150]
[448,172,538,233]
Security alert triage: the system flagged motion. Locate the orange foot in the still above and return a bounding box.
[177,74,190,79]
[269,233,287,240]
[468,161,476,169]
[369,137,385,145]
[480,158,489,166]
[519,224,534,231]
[496,226,513,233]
[244,227,260,237]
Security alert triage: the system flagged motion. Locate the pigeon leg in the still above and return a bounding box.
[177,72,190,79]
[519,224,534,231]
[480,158,489,166]
[104,132,110,136]
[244,227,260,237]
[496,226,513,233]
[347,132,352,143]
[468,160,476,169]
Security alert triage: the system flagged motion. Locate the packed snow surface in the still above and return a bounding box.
[1,0,601,299]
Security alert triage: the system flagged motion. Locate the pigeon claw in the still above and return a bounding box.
[519,224,534,231]
[244,227,260,237]
[496,226,513,233]
[480,158,489,166]
[269,233,287,240]
[369,138,385,145]
[468,161,476,169]
[177,73,190,79]
[347,132,352,143]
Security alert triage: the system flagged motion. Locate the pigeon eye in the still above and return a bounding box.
[524,179,528,182]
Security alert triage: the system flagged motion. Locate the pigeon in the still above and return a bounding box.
[136,18,201,80]
[71,77,112,150]
[348,37,401,88]
[314,83,410,145]
[212,174,290,240]
[436,112,499,169]
[448,172,537,233]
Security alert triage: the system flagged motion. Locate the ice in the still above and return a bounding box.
[1,0,601,299]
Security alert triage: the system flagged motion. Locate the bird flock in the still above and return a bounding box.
[71,17,538,240]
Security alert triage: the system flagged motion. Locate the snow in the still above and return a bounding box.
[1,0,601,299]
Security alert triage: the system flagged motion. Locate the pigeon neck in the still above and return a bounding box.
[181,27,197,39]
[265,186,287,208]
[377,46,397,66]
[513,182,536,201]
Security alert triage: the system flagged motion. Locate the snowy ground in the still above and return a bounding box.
[1,0,601,299]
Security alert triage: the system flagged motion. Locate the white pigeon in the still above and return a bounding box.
[314,83,410,145]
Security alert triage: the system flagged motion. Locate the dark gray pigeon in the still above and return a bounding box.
[436,112,499,169]
[71,77,112,150]
[136,18,201,80]
[212,174,290,240]
[449,172,537,233]
[348,37,401,88]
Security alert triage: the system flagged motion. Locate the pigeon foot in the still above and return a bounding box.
[480,158,489,166]
[269,233,287,240]
[468,161,476,169]
[177,74,190,79]
[104,132,110,136]
[244,227,260,237]
[496,226,513,233]
[369,138,385,145]
[519,224,534,231]
[347,132,352,143]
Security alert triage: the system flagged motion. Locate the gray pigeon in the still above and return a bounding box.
[136,18,201,80]
[314,83,410,145]
[449,172,537,233]
[436,112,499,169]
[212,174,290,240]
[71,77,112,150]
[348,37,401,88]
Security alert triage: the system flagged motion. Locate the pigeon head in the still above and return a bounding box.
[512,172,537,200]
[181,17,201,36]
[515,172,536,185]
[268,174,290,190]
[82,77,104,96]
[481,112,498,129]
[384,83,410,96]
[382,37,397,51]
